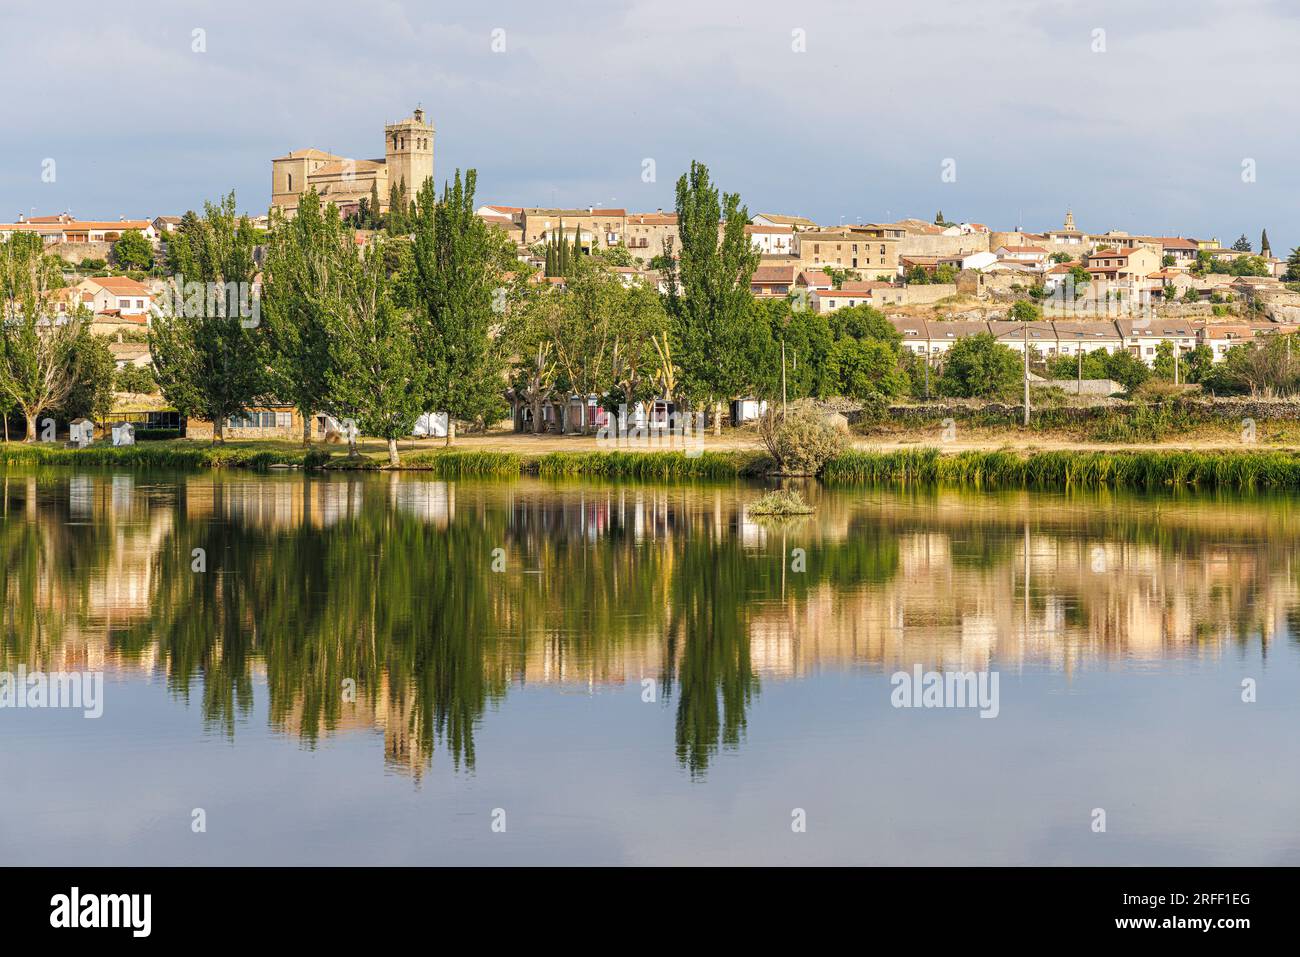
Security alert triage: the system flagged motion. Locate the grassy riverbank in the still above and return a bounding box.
[820,447,1300,491]
[8,438,1300,491]
[0,442,329,470]
[0,440,767,479]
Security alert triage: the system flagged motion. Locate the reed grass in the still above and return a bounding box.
[532,450,759,480]
[0,442,316,471]
[400,449,523,476]
[820,447,1300,491]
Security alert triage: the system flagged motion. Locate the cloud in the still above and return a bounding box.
[1,0,1296,252]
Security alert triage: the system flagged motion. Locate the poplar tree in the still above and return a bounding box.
[326,235,428,465]
[262,189,344,444]
[661,160,760,433]
[406,169,508,444]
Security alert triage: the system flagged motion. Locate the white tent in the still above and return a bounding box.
[412,412,449,438]
[69,419,94,448]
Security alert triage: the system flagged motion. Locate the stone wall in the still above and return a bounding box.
[47,241,114,265]
[844,398,1300,427]
[898,283,959,306]
[899,233,991,258]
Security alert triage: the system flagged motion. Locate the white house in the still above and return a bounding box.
[745,224,794,255]
[994,245,1049,271]
[960,251,999,272]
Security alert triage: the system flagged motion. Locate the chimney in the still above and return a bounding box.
[588,206,594,215]
[17,213,24,223]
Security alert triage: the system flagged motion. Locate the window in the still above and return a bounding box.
[227,412,278,429]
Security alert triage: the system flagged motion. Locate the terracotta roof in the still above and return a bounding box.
[795,270,833,287]
[752,265,795,283]
[85,276,150,296]
[273,148,340,161]
[756,213,818,227]
[627,213,677,226]
[310,159,384,176]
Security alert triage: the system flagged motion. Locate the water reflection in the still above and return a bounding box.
[1,469,1292,779]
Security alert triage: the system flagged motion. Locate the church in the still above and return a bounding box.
[270,108,434,217]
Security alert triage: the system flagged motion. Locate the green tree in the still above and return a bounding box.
[1183,343,1214,383]
[1232,234,1252,252]
[1046,349,1109,381]
[387,181,411,234]
[112,229,154,271]
[148,193,267,444]
[1009,298,1040,323]
[827,304,899,345]
[327,237,429,465]
[661,162,760,433]
[115,364,158,394]
[60,334,117,426]
[827,337,909,399]
[605,279,670,418]
[0,233,89,440]
[1285,247,1300,283]
[1102,349,1151,393]
[369,179,382,228]
[261,189,346,444]
[934,333,1021,399]
[406,169,509,443]
[1151,340,1178,380]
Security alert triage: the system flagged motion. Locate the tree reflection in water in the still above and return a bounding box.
[1,470,1292,779]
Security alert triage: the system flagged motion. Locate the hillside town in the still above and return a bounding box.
[5,107,1300,451]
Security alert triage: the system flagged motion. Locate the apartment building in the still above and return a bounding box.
[792,229,899,279]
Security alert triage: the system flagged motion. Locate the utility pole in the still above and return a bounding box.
[1174,344,1180,385]
[1077,348,1083,395]
[1023,321,1030,427]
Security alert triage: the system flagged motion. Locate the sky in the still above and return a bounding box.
[2,0,1299,253]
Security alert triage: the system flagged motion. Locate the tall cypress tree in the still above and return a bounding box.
[369,178,381,229]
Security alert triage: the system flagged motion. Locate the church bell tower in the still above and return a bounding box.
[384,107,435,206]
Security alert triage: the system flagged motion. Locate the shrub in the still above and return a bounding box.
[759,403,848,475]
[747,489,815,516]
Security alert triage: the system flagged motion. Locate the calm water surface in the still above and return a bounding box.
[1,467,1298,865]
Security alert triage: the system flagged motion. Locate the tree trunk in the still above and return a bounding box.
[24,414,36,443]
[387,437,399,466]
[445,418,456,446]
[714,401,723,436]
[213,419,223,446]
[303,414,312,446]
[532,399,544,435]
